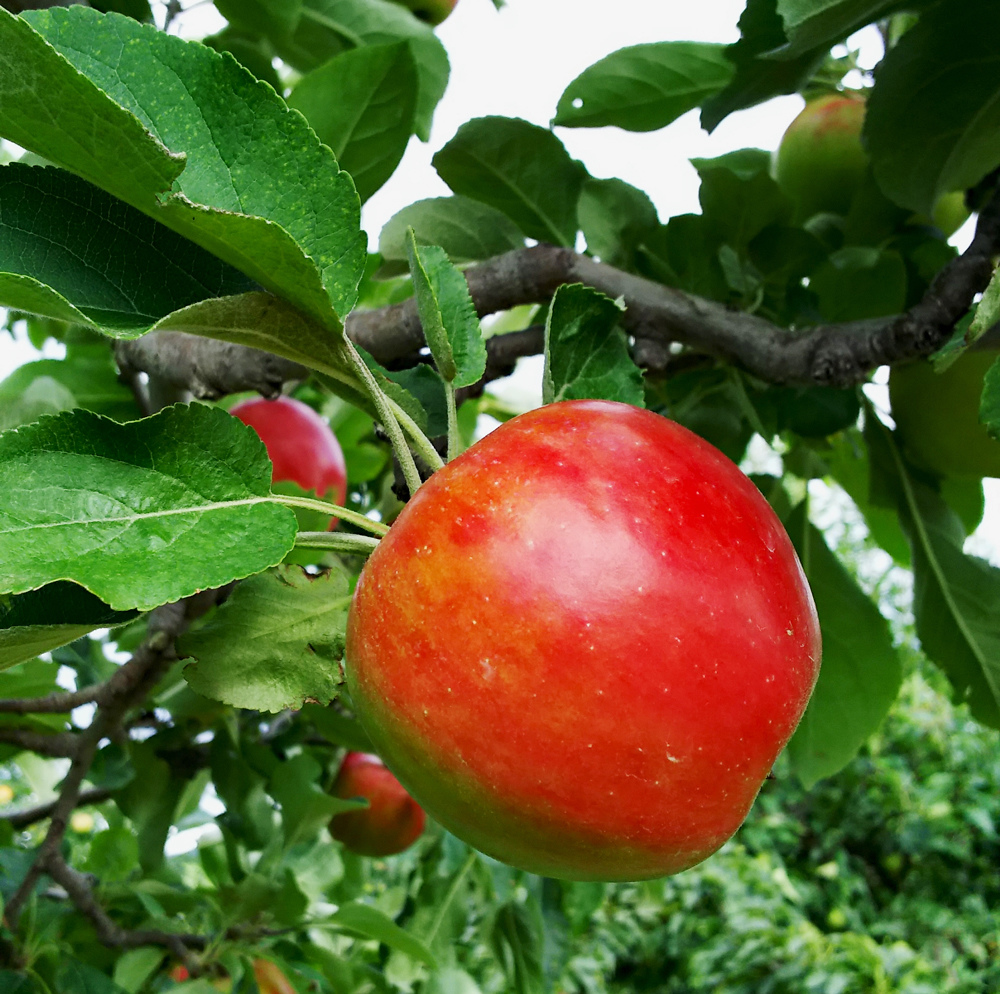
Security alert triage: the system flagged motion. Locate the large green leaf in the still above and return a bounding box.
[543,284,643,407]
[693,150,793,250]
[433,117,587,248]
[275,0,449,142]
[701,0,823,132]
[331,902,438,968]
[149,293,365,404]
[867,414,1000,727]
[0,7,364,324]
[214,0,303,37]
[865,0,1000,213]
[578,178,659,271]
[553,42,734,132]
[288,43,418,203]
[810,247,907,322]
[774,0,905,57]
[180,566,347,713]
[0,355,138,427]
[981,356,1000,441]
[377,196,526,276]
[0,163,257,335]
[784,502,902,786]
[0,582,137,672]
[0,405,297,612]
[406,231,485,388]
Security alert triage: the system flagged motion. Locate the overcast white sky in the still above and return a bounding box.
[1,0,996,561]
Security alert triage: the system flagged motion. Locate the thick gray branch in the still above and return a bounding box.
[115,192,1000,397]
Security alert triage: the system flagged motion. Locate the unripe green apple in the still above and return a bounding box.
[392,0,458,25]
[889,349,1000,478]
[930,190,971,237]
[774,93,868,221]
[345,400,821,881]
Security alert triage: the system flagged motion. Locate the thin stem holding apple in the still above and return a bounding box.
[340,338,425,497]
[444,382,460,462]
[272,493,389,536]
[294,531,381,555]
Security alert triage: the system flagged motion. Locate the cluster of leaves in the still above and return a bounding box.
[0,0,999,989]
[3,647,998,993]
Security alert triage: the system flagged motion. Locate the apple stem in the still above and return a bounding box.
[294,531,381,556]
[445,383,460,462]
[385,396,446,473]
[341,339,425,497]
[273,494,389,536]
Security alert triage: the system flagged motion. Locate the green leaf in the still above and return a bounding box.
[774,0,904,57]
[268,752,360,846]
[214,0,303,37]
[970,267,1000,339]
[0,405,297,612]
[331,902,438,968]
[180,565,347,713]
[203,28,283,90]
[867,414,1000,726]
[111,948,166,994]
[56,961,127,994]
[784,502,902,786]
[276,0,450,142]
[822,430,910,565]
[553,42,734,132]
[543,284,643,407]
[490,901,544,994]
[578,178,659,270]
[115,739,188,871]
[701,0,824,132]
[865,0,1000,213]
[405,231,486,388]
[288,43,418,203]
[0,163,257,335]
[0,355,138,427]
[433,117,587,248]
[84,824,140,883]
[377,196,525,276]
[0,7,364,323]
[151,292,359,392]
[694,151,793,250]
[981,355,1000,441]
[811,247,907,322]
[90,0,153,22]
[0,582,137,672]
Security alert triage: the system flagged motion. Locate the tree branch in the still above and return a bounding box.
[1,787,113,830]
[3,602,190,928]
[0,727,79,758]
[113,192,1000,400]
[114,333,308,401]
[0,684,103,715]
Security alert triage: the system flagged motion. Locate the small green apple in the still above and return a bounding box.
[774,93,868,222]
[889,349,1000,478]
[392,0,458,25]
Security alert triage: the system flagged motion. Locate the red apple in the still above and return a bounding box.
[230,395,347,507]
[345,400,821,881]
[392,0,458,26]
[329,751,426,856]
[774,92,868,221]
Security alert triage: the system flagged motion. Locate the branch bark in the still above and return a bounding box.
[1,787,113,830]
[115,191,1000,400]
[3,602,191,929]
